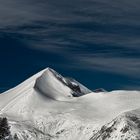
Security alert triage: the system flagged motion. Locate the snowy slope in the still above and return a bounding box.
[90,111,140,140]
[34,69,73,100]
[0,68,140,140]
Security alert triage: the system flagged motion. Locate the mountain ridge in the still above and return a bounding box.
[0,67,140,140]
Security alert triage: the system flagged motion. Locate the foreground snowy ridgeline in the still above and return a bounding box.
[0,68,140,140]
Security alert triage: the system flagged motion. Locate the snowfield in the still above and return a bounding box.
[0,68,140,140]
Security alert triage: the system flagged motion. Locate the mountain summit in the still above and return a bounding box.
[35,67,92,99]
[0,68,140,140]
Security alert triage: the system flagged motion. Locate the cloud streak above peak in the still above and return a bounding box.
[0,0,140,90]
[75,55,140,77]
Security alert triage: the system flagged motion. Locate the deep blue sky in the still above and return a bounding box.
[0,0,140,92]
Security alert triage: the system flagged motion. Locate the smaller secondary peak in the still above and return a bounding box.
[93,88,107,93]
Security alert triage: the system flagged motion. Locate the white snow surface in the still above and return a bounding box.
[0,68,140,140]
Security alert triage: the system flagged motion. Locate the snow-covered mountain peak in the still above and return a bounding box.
[34,68,73,101]
[43,67,68,85]
[34,67,92,99]
[1,68,140,140]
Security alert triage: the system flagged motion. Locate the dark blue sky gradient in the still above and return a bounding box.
[0,0,140,92]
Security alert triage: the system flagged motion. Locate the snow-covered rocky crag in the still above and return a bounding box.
[0,68,140,140]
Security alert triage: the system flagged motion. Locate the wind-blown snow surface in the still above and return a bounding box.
[0,68,140,140]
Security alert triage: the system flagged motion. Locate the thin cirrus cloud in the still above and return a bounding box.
[75,55,140,77]
[0,0,140,27]
[0,0,140,78]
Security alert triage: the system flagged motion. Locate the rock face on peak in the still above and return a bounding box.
[47,68,92,95]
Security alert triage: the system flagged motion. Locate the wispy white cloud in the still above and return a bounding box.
[74,55,140,77]
[1,0,140,79]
